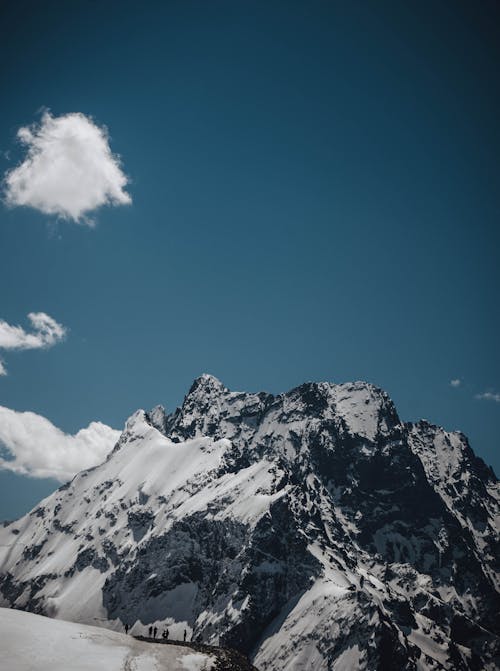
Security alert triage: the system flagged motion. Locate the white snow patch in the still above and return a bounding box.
[333,644,362,670]
[180,652,216,670]
[0,607,215,671]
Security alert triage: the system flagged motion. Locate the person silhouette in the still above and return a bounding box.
[183,629,186,642]
[166,628,169,640]
[153,626,158,638]
[125,623,129,635]
[148,625,153,637]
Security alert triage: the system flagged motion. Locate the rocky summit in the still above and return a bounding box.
[0,375,498,670]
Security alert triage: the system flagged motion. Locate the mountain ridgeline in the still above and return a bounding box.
[0,375,498,670]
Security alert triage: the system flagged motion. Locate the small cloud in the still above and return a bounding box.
[3,111,131,224]
[0,406,120,481]
[476,392,500,403]
[0,312,66,375]
[450,379,461,388]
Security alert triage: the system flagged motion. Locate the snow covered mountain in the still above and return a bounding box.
[0,375,498,670]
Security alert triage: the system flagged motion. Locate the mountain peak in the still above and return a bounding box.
[188,373,226,395]
[147,405,167,434]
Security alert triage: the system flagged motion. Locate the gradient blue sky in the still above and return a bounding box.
[0,0,499,519]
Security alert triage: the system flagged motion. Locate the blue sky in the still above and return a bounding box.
[0,1,499,519]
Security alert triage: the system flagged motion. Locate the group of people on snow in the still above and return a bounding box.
[124,622,187,642]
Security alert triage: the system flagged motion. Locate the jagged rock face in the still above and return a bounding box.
[0,375,498,670]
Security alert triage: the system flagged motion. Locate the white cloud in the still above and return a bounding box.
[0,406,121,481]
[0,312,66,375]
[0,312,66,350]
[450,379,461,388]
[476,392,500,403]
[3,111,131,224]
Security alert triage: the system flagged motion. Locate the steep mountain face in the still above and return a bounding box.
[0,375,498,670]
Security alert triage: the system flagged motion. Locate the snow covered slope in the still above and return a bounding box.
[0,375,498,670]
[0,607,216,671]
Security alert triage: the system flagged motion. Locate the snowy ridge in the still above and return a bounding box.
[0,375,499,670]
[0,607,217,671]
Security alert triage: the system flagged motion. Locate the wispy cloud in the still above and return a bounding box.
[0,312,66,375]
[0,406,120,481]
[450,379,461,388]
[476,392,500,403]
[3,111,131,225]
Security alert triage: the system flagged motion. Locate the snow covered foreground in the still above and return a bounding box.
[0,608,215,671]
